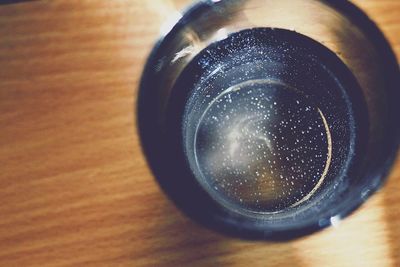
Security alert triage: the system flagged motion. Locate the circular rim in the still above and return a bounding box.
[137,0,400,240]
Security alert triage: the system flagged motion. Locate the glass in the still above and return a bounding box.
[138,0,400,239]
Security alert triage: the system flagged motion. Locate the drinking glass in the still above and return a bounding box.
[138,0,400,239]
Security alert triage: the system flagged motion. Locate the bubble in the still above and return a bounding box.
[175,28,361,216]
[193,80,331,212]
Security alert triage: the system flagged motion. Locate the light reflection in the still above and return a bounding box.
[330,215,341,228]
[212,28,229,42]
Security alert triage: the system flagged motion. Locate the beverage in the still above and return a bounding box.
[193,79,331,212]
[170,28,367,216]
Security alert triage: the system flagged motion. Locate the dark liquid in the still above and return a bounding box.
[172,28,366,214]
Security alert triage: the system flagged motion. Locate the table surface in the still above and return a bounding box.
[0,0,399,266]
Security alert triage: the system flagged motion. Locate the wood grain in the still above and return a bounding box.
[0,0,399,266]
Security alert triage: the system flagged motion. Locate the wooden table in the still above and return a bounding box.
[0,0,399,266]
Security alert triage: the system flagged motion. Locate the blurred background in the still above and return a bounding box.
[0,0,399,266]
